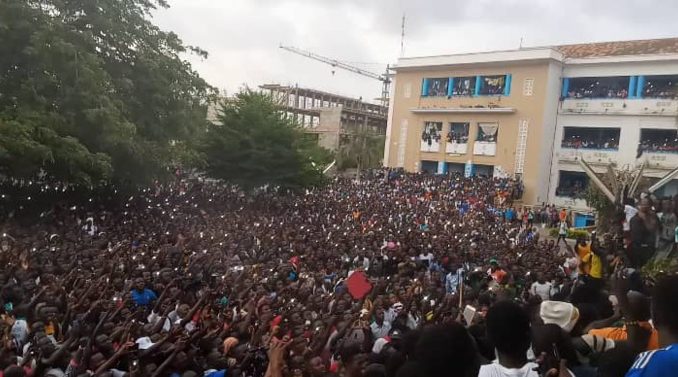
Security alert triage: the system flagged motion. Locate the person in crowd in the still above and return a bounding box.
[626,275,678,376]
[0,170,674,377]
[629,197,659,267]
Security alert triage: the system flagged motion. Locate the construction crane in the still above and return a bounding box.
[279,44,391,110]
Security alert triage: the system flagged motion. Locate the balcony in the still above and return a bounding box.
[556,148,617,164]
[561,98,678,116]
[642,151,678,170]
[473,141,497,156]
[446,142,468,154]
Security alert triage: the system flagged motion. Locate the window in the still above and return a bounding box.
[425,78,449,96]
[639,129,678,154]
[566,76,630,99]
[420,160,438,173]
[556,171,589,199]
[523,78,534,96]
[479,75,506,95]
[452,76,476,96]
[476,122,498,142]
[643,75,678,99]
[421,122,442,152]
[447,123,470,143]
[561,127,620,150]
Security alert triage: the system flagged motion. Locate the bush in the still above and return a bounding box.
[547,228,590,239]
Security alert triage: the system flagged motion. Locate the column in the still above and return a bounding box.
[628,76,637,99]
[447,77,455,97]
[561,78,570,98]
[474,76,482,96]
[437,161,446,175]
[636,76,646,98]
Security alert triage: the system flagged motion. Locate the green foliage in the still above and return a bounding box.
[0,0,214,185]
[337,129,385,176]
[200,90,331,190]
[642,257,678,281]
[547,227,590,239]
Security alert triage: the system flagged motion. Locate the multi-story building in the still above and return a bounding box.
[260,84,387,151]
[384,38,678,209]
[549,40,678,210]
[384,49,564,205]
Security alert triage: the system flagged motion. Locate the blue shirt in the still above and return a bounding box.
[130,288,157,307]
[626,344,678,377]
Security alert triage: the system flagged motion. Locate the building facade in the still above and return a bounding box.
[260,84,387,151]
[384,38,678,208]
[384,49,563,205]
[549,41,678,209]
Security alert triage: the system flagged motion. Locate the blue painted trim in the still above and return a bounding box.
[561,78,570,98]
[447,77,454,97]
[474,76,482,96]
[504,74,512,96]
[437,161,446,174]
[636,75,646,98]
[421,78,429,96]
[628,76,637,99]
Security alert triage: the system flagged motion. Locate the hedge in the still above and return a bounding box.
[547,227,590,239]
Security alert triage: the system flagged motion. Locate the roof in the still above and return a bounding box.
[555,37,678,58]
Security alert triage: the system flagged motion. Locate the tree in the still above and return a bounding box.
[200,90,332,190]
[337,129,385,180]
[0,0,214,185]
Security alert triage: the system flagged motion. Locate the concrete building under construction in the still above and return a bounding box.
[260,84,387,151]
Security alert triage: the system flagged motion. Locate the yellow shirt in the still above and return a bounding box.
[581,251,603,279]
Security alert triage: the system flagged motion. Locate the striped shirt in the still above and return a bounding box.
[626,344,678,377]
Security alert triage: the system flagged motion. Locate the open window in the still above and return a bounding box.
[427,78,449,97]
[447,123,470,143]
[452,77,476,96]
[639,129,678,154]
[556,171,589,199]
[643,75,678,99]
[446,123,470,154]
[567,76,630,99]
[476,123,498,142]
[479,75,506,95]
[561,127,620,150]
[473,123,498,156]
[421,122,442,152]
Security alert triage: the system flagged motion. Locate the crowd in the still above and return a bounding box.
[0,171,676,377]
[638,137,678,154]
[446,131,469,144]
[561,137,619,151]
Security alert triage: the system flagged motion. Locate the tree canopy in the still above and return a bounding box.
[200,91,332,190]
[0,0,214,185]
[337,128,385,179]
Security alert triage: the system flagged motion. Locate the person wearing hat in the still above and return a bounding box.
[540,301,579,333]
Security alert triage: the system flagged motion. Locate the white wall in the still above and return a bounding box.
[535,61,564,203]
[564,59,678,77]
[548,113,678,209]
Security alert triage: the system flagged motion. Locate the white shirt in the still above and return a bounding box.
[530,281,552,301]
[478,361,539,377]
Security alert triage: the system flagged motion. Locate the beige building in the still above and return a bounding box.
[260,84,387,151]
[384,49,564,204]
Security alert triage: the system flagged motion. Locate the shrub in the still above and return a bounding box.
[547,228,590,239]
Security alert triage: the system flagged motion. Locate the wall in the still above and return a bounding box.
[548,114,678,209]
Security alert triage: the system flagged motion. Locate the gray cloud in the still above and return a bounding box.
[154,0,678,102]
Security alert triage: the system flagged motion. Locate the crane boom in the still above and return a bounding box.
[280,45,388,83]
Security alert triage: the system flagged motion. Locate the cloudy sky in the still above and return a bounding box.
[154,0,678,103]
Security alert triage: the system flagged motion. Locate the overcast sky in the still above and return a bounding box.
[153,0,678,103]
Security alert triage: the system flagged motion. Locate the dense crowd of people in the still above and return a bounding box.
[638,137,678,154]
[561,136,619,150]
[0,171,676,377]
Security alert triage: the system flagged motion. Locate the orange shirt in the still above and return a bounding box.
[588,322,659,350]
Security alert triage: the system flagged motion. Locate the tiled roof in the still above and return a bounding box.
[555,37,678,58]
